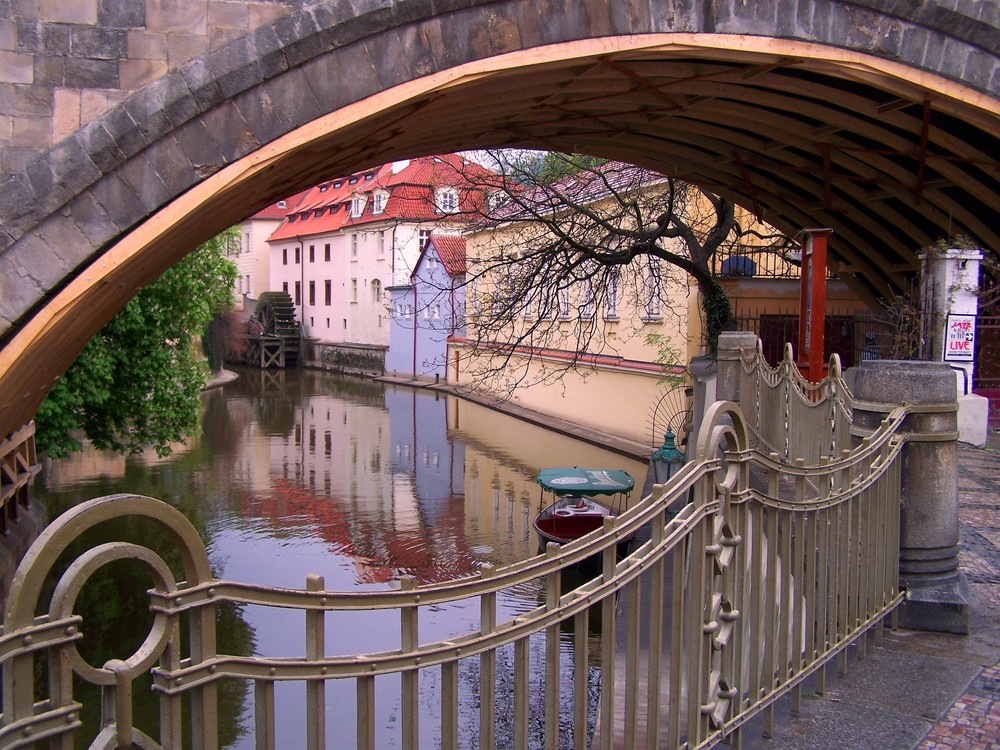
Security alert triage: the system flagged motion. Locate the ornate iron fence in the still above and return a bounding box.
[0,357,907,750]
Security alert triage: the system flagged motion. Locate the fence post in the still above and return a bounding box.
[715,331,759,405]
[851,360,970,634]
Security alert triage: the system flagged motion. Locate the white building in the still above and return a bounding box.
[267,155,495,357]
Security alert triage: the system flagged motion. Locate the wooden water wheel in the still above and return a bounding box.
[247,291,300,368]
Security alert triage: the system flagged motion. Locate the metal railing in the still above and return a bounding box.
[0,354,908,750]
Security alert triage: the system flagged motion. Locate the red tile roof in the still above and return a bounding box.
[267,154,498,243]
[250,190,308,220]
[417,234,466,278]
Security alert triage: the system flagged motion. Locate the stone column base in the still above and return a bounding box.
[898,573,971,635]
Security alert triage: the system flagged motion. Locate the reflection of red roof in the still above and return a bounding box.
[242,478,479,586]
[267,155,497,243]
[415,234,466,278]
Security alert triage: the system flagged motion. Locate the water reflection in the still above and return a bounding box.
[36,368,647,748]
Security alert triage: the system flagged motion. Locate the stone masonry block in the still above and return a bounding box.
[99,0,146,29]
[52,86,80,140]
[208,1,249,30]
[38,212,94,269]
[0,50,32,83]
[179,57,225,112]
[143,71,199,129]
[0,253,44,327]
[394,22,438,78]
[76,118,126,173]
[199,99,258,162]
[173,118,226,178]
[232,85,287,151]
[272,8,324,68]
[0,20,14,51]
[101,105,146,160]
[249,23,288,80]
[167,33,208,68]
[87,171,149,232]
[120,58,168,90]
[248,2,294,29]
[117,147,172,212]
[206,35,263,98]
[0,170,41,240]
[362,30,414,89]
[63,57,118,89]
[49,136,102,196]
[260,70,321,131]
[123,84,174,142]
[11,115,49,147]
[24,152,75,212]
[39,23,71,56]
[11,229,74,290]
[146,0,207,36]
[127,29,168,61]
[65,190,116,248]
[39,0,96,25]
[144,133,198,198]
[14,18,38,54]
[70,25,127,60]
[33,56,65,86]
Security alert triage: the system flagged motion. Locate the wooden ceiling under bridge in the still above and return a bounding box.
[395,48,1000,304]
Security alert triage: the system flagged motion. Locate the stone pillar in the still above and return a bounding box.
[715,331,759,405]
[852,360,970,634]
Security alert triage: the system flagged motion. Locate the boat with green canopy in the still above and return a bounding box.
[533,468,636,548]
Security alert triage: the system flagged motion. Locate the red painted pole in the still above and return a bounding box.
[797,228,833,381]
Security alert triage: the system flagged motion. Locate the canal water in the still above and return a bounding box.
[35,368,648,749]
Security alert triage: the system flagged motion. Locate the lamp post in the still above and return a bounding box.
[650,427,686,484]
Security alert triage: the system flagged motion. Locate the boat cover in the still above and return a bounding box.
[536,468,635,496]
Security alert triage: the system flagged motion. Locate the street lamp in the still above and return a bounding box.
[650,427,686,485]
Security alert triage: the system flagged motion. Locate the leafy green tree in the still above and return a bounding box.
[35,229,239,458]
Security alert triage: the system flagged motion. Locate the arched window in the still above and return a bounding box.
[371,279,382,302]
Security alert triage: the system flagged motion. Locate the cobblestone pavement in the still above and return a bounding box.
[914,442,1000,749]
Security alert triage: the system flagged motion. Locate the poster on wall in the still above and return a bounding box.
[944,313,976,362]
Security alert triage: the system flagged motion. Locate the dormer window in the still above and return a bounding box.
[349,176,359,185]
[436,187,459,214]
[334,181,342,189]
[372,191,388,215]
[488,191,508,211]
[277,200,287,209]
[351,193,367,218]
[319,185,328,193]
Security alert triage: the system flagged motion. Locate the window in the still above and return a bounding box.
[277,200,286,208]
[294,281,301,305]
[558,288,571,319]
[282,248,288,266]
[643,273,662,320]
[418,229,431,249]
[309,280,315,306]
[351,279,358,302]
[324,243,331,262]
[246,273,251,296]
[351,193,366,217]
[373,191,387,215]
[604,274,619,320]
[580,280,595,318]
[436,188,459,214]
[309,245,315,263]
[522,294,532,319]
[432,304,440,320]
[294,246,300,264]
[371,279,382,302]
[282,281,288,294]
[427,252,438,270]
[325,280,332,305]
[378,231,385,257]
[488,190,508,211]
[351,234,358,259]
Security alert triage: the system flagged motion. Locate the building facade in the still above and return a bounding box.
[385,233,467,382]
[266,155,494,371]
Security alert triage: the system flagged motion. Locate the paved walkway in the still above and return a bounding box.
[741,440,1000,750]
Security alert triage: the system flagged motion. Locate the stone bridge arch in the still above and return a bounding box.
[0,0,998,438]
